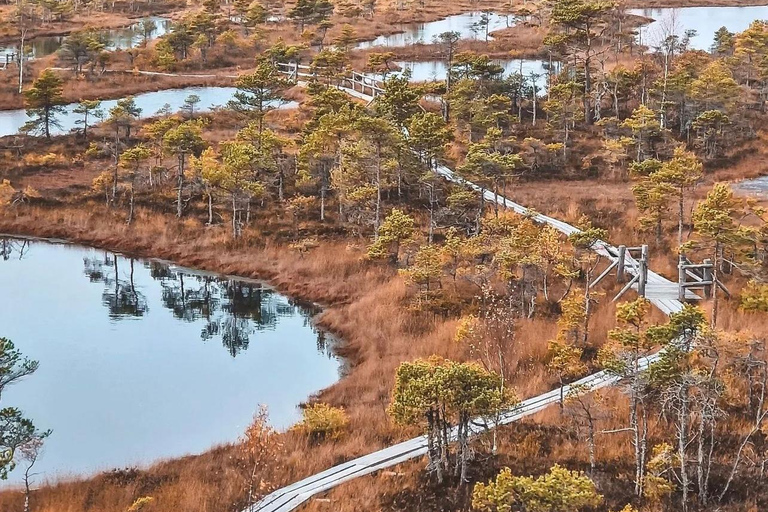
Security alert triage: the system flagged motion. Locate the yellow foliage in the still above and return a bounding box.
[92,171,113,194]
[22,152,66,167]
[22,186,41,199]
[0,180,17,206]
[290,403,349,441]
[454,315,479,343]
[127,496,154,512]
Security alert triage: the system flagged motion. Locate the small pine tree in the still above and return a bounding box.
[22,69,65,139]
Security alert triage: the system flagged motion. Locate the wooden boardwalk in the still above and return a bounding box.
[249,74,687,512]
[643,283,700,301]
[276,62,385,102]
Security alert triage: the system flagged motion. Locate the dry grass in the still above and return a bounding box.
[1,145,767,511]
[0,198,579,512]
[0,8,174,42]
[4,8,768,509]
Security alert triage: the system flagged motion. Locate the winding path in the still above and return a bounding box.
[249,74,685,512]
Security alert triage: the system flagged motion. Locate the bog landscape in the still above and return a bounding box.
[3,0,768,511]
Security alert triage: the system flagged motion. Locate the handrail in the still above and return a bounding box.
[276,61,386,99]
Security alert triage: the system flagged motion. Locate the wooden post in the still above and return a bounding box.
[617,245,626,283]
[703,258,713,299]
[678,253,686,301]
[638,245,648,298]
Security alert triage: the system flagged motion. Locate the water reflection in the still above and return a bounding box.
[0,237,30,260]
[391,59,554,91]
[83,254,149,319]
[357,11,512,49]
[0,237,341,484]
[78,249,326,357]
[155,273,291,357]
[0,16,171,60]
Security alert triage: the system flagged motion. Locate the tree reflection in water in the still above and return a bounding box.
[0,238,30,260]
[0,237,334,359]
[153,271,324,357]
[82,253,150,319]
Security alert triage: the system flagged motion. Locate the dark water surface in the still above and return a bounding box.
[0,237,341,485]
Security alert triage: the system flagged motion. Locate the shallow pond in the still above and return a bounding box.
[631,6,768,51]
[0,87,297,138]
[393,59,553,90]
[0,237,341,485]
[0,16,171,60]
[357,11,513,49]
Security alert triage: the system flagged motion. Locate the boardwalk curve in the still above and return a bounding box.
[249,71,686,512]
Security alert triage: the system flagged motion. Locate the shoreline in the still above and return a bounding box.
[0,216,362,487]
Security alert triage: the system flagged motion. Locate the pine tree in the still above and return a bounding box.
[21,69,65,139]
[217,141,267,238]
[72,99,103,138]
[621,104,662,162]
[389,357,513,484]
[547,0,616,124]
[599,298,654,496]
[367,208,415,264]
[653,147,702,246]
[118,144,151,224]
[228,60,290,133]
[689,183,745,328]
[163,120,207,218]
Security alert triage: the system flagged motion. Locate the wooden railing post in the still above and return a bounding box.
[617,245,626,283]
[703,258,713,299]
[638,245,648,298]
[678,253,687,301]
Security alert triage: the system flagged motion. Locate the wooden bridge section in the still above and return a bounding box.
[276,62,385,102]
[249,75,695,512]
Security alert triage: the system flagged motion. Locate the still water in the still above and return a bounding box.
[631,6,768,51]
[0,237,341,485]
[393,59,552,90]
[0,87,297,138]
[355,6,768,51]
[357,11,513,49]
[0,16,171,60]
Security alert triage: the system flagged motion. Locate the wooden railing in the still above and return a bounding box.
[276,62,385,100]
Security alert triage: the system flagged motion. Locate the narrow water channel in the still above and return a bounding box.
[733,176,768,198]
[0,87,297,138]
[0,237,341,485]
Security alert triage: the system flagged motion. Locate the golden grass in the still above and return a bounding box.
[0,179,643,511]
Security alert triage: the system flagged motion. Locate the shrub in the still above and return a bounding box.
[291,403,349,441]
[127,496,153,512]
